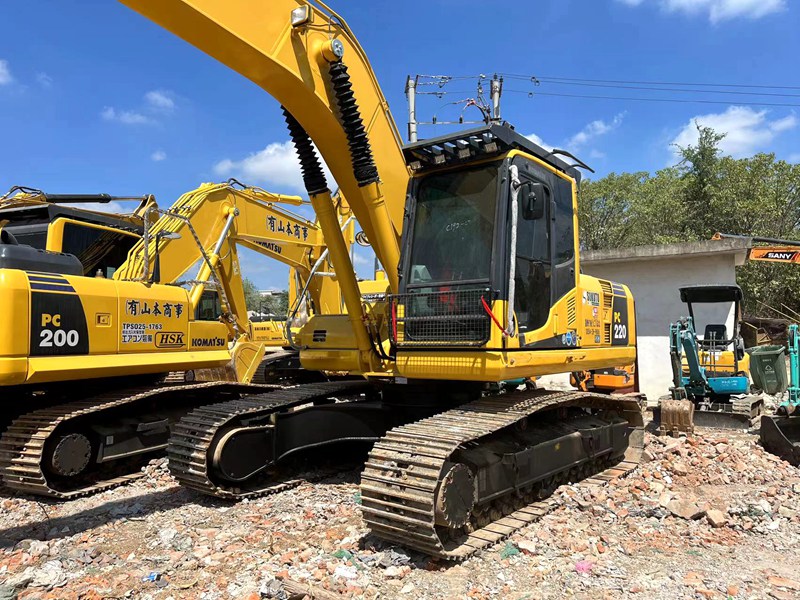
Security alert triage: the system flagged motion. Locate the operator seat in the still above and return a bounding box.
[701,324,729,349]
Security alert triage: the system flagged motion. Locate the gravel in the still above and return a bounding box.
[0,416,798,599]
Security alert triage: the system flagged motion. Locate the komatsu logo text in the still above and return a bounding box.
[192,337,227,348]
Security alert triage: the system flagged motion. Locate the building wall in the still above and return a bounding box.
[539,253,738,404]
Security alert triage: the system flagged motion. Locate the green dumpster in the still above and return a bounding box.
[747,345,788,395]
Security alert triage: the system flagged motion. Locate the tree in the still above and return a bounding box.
[575,124,800,317]
[242,277,263,313]
[676,124,725,238]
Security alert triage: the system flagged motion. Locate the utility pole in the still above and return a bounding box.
[405,75,418,142]
[490,74,503,123]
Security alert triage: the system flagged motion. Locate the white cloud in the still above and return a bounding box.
[525,112,624,159]
[145,90,175,111]
[524,133,556,151]
[671,106,798,158]
[618,0,785,22]
[101,89,175,126]
[151,150,167,162]
[0,60,12,85]
[567,113,625,148]
[36,72,53,88]
[213,141,333,193]
[100,106,152,125]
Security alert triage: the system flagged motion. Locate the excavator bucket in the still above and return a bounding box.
[760,416,800,466]
[657,398,694,435]
[654,396,762,435]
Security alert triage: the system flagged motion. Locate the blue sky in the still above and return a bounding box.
[1,0,798,289]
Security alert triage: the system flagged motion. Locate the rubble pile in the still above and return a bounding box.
[0,425,797,599]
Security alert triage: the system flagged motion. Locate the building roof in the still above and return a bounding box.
[582,238,751,266]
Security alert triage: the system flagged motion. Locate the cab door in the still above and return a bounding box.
[511,157,577,346]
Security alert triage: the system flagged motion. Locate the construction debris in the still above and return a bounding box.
[0,418,797,599]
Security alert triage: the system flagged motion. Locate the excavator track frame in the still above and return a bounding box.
[0,380,278,499]
[361,390,643,560]
[167,380,376,499]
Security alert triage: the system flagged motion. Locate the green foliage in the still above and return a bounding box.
[241,277,289,315]
[578,125,800,316]
[242,277,263,313]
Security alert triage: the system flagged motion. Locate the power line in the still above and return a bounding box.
[504,88,800,108]
[531,79,800,99]
[499,74,800,91]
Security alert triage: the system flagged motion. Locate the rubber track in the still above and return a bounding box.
[0,381,278,499]
[167,381,372,499]
[360,390,644,560]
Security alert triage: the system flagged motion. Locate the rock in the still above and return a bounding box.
[158,527,178,545]
[683,572,704,586]
[706,509,727,528]
[778,506,796,519]
[333,565,358,580]
[30,560,67,589]
[384,566,405,579]
[517,539,537,555]
[0,586,17,600]
[672,462,689,476]
[667,499,705,520]
[768,576,800,590]
[400,583,415,594]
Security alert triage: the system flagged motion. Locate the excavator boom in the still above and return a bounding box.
[119,0,408,291]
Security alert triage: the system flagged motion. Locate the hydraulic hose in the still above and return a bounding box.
[282,107,329,196]
[327,61,379,186]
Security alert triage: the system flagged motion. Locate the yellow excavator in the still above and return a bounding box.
[0,185,154,279]
[5,0,643,557]
[0,179,358,498]
[104,0,644,559]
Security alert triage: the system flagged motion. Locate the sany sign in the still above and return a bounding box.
[751,248,800,263]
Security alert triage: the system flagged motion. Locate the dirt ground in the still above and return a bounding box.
[1,415,799,600]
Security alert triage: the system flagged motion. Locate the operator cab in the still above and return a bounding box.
[678,284,745,358]
[0,202,141,277]
[396,124,581,348]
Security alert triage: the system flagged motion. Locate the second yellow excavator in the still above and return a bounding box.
[0,179,361,498]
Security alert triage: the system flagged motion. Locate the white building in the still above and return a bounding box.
[540,238,750,404]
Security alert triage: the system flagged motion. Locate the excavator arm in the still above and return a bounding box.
[114,180,352,337]
[118,0,409,293]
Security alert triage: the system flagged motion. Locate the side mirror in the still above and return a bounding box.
[520,182,547,220]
